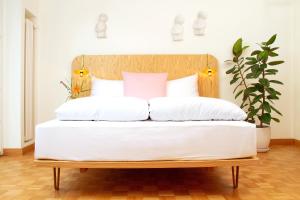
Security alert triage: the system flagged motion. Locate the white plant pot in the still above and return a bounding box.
[256,126,271,153]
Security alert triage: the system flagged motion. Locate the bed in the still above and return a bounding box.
[34,54,258,190]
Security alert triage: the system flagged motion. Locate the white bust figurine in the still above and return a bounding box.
[171,15,184,41]
[95,14,108,38]
[193,11,207,36]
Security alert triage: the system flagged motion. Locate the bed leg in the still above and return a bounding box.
[231,166,239,189]
[53,167,60,190]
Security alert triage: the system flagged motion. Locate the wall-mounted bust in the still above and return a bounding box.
[193,11,207,36]
[95,14,108,38]
[171,15,185,41]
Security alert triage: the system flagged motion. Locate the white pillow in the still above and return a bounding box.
[149,97,246,121]
[55,97,101,121]
[92,74,199,98]
[55,97,149,121]
[167,74,199,97]
[91,77,123,97]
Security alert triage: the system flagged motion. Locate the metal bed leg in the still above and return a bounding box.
[53,167,60,190]
[231,166,239,189]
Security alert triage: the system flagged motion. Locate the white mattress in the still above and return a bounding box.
[35,120,256,161]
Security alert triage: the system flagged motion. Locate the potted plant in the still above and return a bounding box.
[226,35,284,152]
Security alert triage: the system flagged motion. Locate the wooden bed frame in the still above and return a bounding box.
[34,54,258,190]
[35,157,258,190]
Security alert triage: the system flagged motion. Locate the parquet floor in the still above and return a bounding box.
[0,145,300,200]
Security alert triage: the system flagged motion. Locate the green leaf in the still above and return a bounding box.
[233,38,243,57]
[226,66,236,74]
[233,81,243,93]
[246,73,255,79]
[246,57,257,61]
[241,103,249,109]
[263,102,271,113]
[262,47,272,52]
[266,87,277,96]
[269,61,284,66]
[267,95,279,100]
[251,64,260,73]
[251,94,263,105]
[271,47,279,51]
[272,118,280,123]
[269,52,278,57]
[251,50,261,56]
[258,51,268,61]
[269,80,283,85]
[265,72,276,76]
[230,78,239,85]
[225,60,234,64]
[266,69,278,74]
[235,90,243,99]
[243,87,257,101]
[270,105,282,116]
[248,108,259,118]
[242,46,249,50]
[254,69,263,79]
[233,73,240,80]
[259,78,270,87]
[254,83,264,93]
[245,57,258,65]
[261,113,272,124]
[266,34,277,46]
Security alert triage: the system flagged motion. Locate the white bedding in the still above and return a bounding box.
[35,120,256,161]
[149,97,247,121]
[55,97,149,121]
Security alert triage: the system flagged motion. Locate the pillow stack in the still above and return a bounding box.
[56,73,246,121]
[91,73,199,100]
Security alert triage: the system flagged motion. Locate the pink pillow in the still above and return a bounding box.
[122,72,168,100]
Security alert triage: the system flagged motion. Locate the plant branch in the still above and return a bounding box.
[261,60,265,127]
[236,61,253,121]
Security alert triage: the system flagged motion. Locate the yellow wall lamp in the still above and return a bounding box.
[206,54,213,77]
[73,55,89,77]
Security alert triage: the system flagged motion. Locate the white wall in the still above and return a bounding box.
[294,0,300,140]
[2,0,38,148]
[0,0,3,154]
[2,0,23,148]
[37,0,295,139]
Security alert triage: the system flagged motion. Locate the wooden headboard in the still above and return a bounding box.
[71,54,219,98]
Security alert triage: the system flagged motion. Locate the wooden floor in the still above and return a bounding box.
[0,145,300,200]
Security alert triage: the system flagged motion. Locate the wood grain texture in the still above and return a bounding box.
[270,139,295,146]
[71,54,219,98]
[2,148,23,156]
[3,143,35,156]
[34,157,258,169]
[0,145,300,199]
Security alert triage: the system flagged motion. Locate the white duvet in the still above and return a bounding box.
[35,120,256,161]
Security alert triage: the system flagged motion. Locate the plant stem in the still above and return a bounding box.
[236,61,254,121]
[261,61,265,128]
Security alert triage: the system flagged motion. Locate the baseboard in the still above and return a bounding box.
[295,140,300,146]
[3,143,35,156]
[3,148,23,156]
[270,139,295,146]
